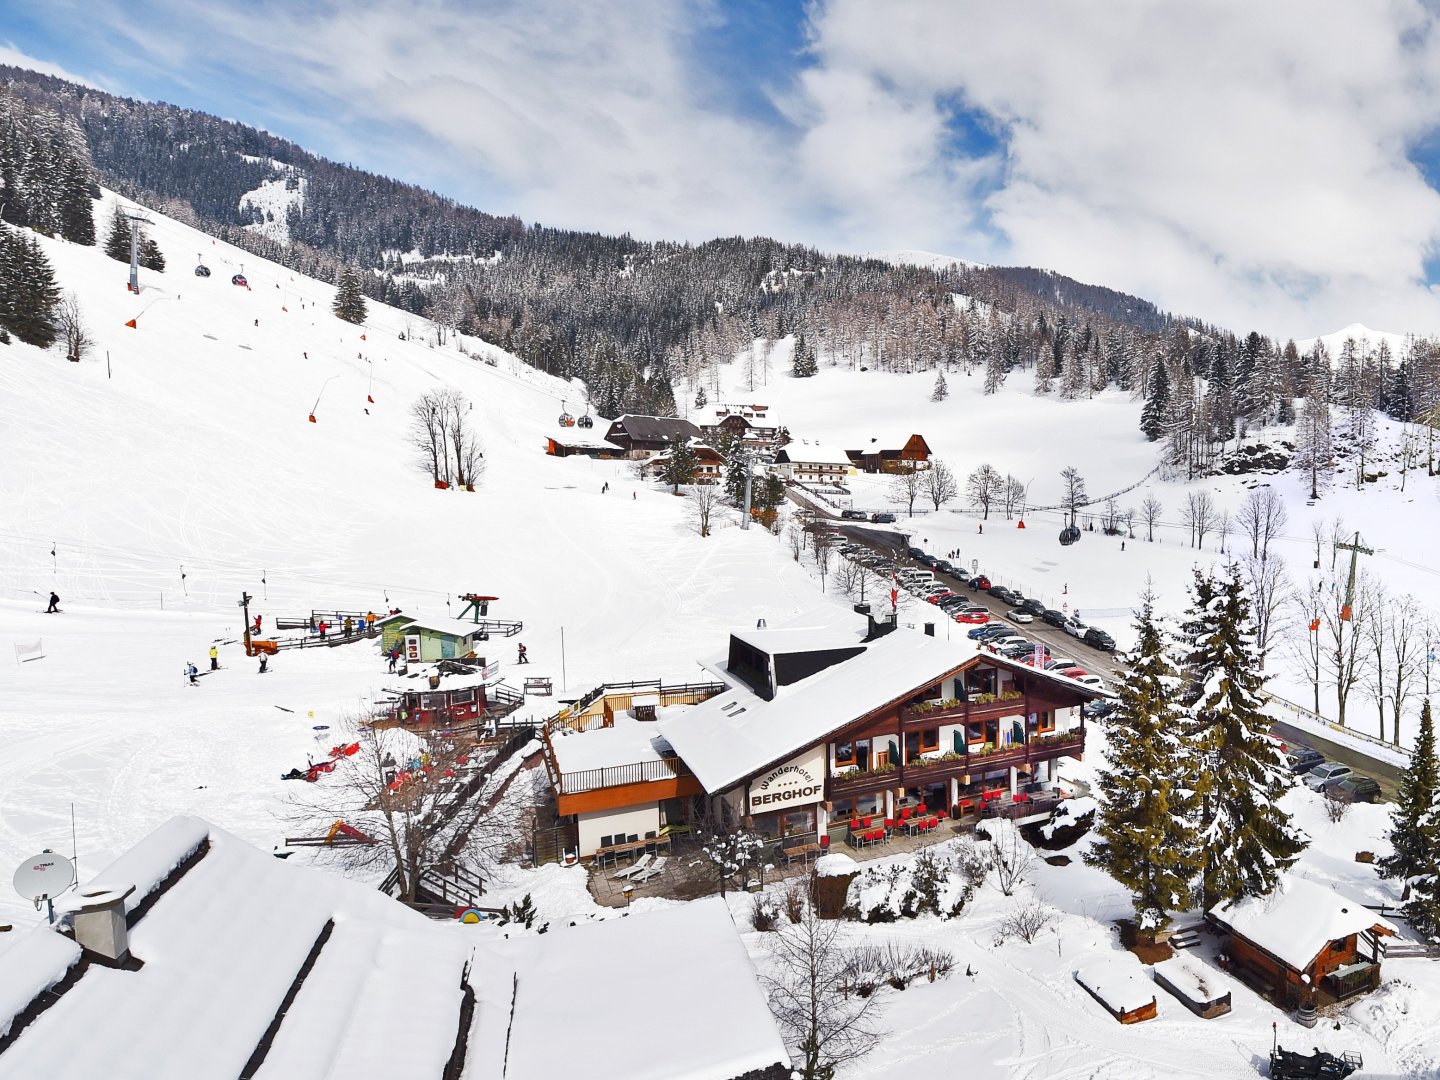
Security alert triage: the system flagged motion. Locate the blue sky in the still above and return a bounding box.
[5,0,1440,340]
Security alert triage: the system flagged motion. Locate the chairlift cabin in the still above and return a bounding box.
[231,273,248,287]
[194,263,211,278]
[558,413,575,427]
[1059,526,1081,546]
[577,414,594,429]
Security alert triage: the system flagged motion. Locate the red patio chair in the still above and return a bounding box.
[1013,792,1029,804]
[899,807,911,821]
[819,834,830,850]
[862,816,873,828]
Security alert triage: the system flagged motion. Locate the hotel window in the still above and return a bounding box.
[834,741,855,767]
[919,728,939,753]
[1038,710,1054,734]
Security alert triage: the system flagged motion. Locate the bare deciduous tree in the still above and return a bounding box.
[886,463,923,517]
[966,463,1004,519]
[996,900,1057,945]
[56,292,92,362]
[1288,582,1326,715]
[294,710,527,903]
[692,807,765,897]
[410,387,485,488]
[1236,487,1289,563]
[686,483,721,537]
[1321,569,1374,728]
[1241,552,1291,666]
[1181,490,1217,548]
[1139,494,1163,542]
[1059,466,1087,527]
[1003,474,1026,520]
[765,902,887,1080]
[923,459,959,511]
[982,823,1035,896]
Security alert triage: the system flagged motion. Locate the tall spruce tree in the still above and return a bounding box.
[1085,586,1201,930]
[1180,565,1305,910]
[1140,359,1169,441]
[791,334,817,378]
[103,207,131,263]
[0,227,60,347]
[1379,698,1438,885]
[332,263,369,324]
[931,369,949,402]
[660,437,699,493]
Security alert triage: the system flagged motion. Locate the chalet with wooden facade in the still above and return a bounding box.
[385,660,525,731]
[545,434,621,459]
[845,433,933,473]
[772,442,854,485]
[695,403,782,451]
[542,609,1105,860]
[602,414,702,456]
[644,439,726,484]
[1207,876,1397,1008]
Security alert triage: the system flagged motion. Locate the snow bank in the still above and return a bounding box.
[815,853,858,878]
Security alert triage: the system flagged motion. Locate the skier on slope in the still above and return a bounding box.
[517,642,529,665]
[46,591,60,613]
[186,662,199,685]
[209,645,219,671]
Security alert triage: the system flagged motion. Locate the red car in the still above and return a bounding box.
[955,611,989,624]
[971,575,991,590]
[926,591,955,604]
[1058,667,1088,679]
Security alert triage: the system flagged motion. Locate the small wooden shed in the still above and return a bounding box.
[1207,876,1396,1007]
[1074,957,1157,1024]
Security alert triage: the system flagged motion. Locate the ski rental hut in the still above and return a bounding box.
[380,614,486,663]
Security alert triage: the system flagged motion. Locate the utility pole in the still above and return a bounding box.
[1335,532,1373,622]
[240,591,253,655]
[124,211,152,294]
[740,450,754,531]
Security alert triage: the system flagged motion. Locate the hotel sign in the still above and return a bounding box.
[749,748,825,812]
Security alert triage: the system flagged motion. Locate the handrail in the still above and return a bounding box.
[557,756,693,794]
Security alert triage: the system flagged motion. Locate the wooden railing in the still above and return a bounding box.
[556,756,693,795]
[829,729,1084,798]
[899,695,1029,725]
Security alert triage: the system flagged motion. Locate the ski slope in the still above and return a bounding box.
[0,192,828,921]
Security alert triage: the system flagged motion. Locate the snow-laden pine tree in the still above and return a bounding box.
[1140,358,1169,441]
[1085,586,1201,931]
[931,369,949,402]
[332,264,369,324]
[1379,698,1438,887]
[103,206,131,263]
[0,226,59,347]
[1180,566,1306,910]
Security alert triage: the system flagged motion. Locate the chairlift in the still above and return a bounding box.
[194,261,211,278]
[231,273,248,287]
[558,412,575,427]
[577,414,594,429]
[1059,525,1081,546]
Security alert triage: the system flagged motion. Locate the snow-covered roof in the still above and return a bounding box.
[0,818,787,1080]
[659,614,973,793]
[1074,956,1155,1015]
[389,662,495,693]
[1208,875,1398,971]
[549,713,675,774]
[393,614,483,639]
[728,622,862,656]
[774,443,851,467]
[484,897,788,1080]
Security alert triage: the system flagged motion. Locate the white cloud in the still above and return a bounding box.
[0,42,109,90]
[797,0,1440,339]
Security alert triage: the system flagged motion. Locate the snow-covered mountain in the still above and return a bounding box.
[1293,321,1414,357]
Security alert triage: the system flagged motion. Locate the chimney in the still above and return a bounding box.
[69,884,136,965]
[861,609,898,642]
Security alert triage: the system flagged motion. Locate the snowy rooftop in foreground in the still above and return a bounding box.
[1208,875,1398,971]
[0,817,786,1080]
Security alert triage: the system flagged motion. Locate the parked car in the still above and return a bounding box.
[933,560,955,576]
[1062,617,1089,638]
[978,626,1020,642]
[871,512,896,523]
[1331,775,1382,804]
[988,585,1016,603]
[1083,627,1116,651]
[1057,667,1089,679]
[1083,700,1116,719]
[906,546,925,559]
[841,509,868,520]
[1042,609,1068,628]
[919,555,940,569]
[1074,674,1105,690]
[1285,748,1326,775]
[1000,641,1039,659]
[1021,598,1046,617]
[1304,762,1355,791]
[1006,609,1035,624]
[925,591,955,604]
[1044,657,1079,672]
[967,624,998,639]
[955,611,990,624]
[970,575,991,591]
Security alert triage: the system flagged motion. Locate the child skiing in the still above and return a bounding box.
[186,662,199,685]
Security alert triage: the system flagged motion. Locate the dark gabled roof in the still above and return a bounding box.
[607,415,702,444]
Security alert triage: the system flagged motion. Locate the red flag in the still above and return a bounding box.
[360,333,367,340]
[124,318,137,329]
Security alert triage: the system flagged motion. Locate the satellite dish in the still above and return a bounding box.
[13,851,75,902]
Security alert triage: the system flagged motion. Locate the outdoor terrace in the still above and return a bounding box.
[829,728,1085,799]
